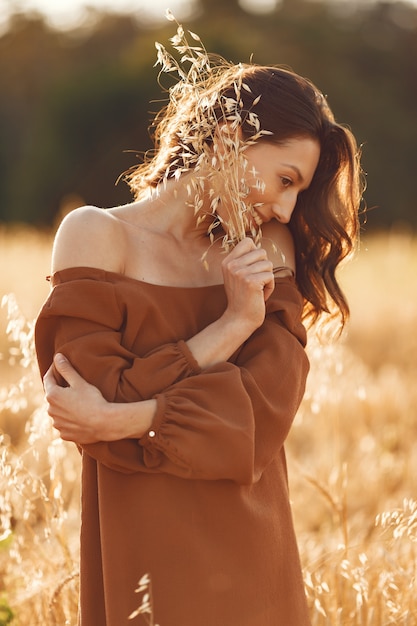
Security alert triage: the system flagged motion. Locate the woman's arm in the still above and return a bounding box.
[41,282,308,484]
[191,221,296,367]
[40,235,276,443]
[36,207,300,471]
[43,353,156,443]
[186,237,276,367]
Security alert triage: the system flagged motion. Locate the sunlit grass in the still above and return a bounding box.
[287,228,417,624]
[0,227,416,624]
[0,227,79,626]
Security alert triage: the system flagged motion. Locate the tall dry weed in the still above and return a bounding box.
[0,228,416,624]
[0,229,80,625]
[286,230,417,624]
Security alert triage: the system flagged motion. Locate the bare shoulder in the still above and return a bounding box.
[51,205,126,274]
[260,221,296,275]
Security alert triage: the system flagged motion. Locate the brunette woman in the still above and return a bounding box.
[35,26,362,626]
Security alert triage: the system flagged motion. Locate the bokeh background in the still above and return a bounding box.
[1,0,417,624]
[0,0,416,229]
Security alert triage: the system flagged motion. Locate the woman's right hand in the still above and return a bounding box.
[43,354,111,443]
[43,354,156,443]
[221,237,275,332]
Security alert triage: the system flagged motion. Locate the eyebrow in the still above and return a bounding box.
[281,163,304,184]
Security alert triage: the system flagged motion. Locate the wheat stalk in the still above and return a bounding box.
[133,11,276,258]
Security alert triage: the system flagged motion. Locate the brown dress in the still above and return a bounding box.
[35,266,311,626]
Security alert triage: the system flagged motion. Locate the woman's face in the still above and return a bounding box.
[242,137,320,227]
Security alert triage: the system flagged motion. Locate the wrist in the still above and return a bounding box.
[100,401,123,440]
[220,308,259,339]
[104,399,156,441]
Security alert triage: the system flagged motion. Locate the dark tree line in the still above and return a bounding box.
[0,0,416,230]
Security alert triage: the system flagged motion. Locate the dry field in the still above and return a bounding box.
[0,226,416,625]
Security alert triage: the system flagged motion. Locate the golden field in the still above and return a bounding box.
[0,227,416,625]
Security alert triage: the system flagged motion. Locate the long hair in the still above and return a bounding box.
[126,40,363,329]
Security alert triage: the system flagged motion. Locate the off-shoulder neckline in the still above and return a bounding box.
[49,265,295,291]
[50,266,224,291]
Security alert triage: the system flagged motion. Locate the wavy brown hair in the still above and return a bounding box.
[126,55,363,329]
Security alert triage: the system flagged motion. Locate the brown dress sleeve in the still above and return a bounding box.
[35,269,202,398]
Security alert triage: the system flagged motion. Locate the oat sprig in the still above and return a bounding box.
[133,11,276,258]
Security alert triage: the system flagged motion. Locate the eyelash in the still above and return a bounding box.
[280,177,293,188]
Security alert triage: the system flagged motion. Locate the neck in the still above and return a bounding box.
[144,173,217,242]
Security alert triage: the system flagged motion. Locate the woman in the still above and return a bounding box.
[35,25,362,626]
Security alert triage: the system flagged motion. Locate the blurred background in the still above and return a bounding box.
[0,0,416,231]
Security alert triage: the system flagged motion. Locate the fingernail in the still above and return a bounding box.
[55,353,67,364]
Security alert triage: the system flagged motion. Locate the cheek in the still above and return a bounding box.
[245,173,273,200]
[246,187,268,205]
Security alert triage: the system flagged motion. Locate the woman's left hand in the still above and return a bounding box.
[43,353,110,444]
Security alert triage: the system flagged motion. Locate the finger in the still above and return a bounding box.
[43,363,58,393]
[227,257,273,282]
[224,249,269,277]
[53,353,83,388]
[245,256,273,274]
[227,237,257,259]
[249,270,274,292]
[263,277,275,302]
[235,243,270,267]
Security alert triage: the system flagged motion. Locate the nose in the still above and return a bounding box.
[271,202,295,224]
